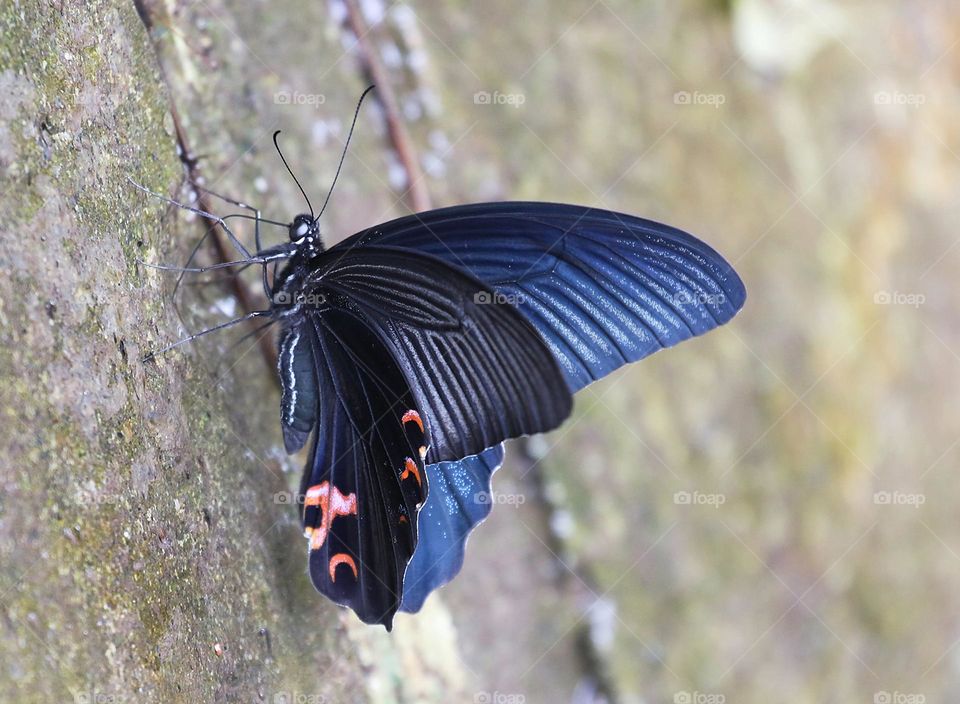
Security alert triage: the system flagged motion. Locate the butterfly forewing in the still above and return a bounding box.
[338,202,747,391]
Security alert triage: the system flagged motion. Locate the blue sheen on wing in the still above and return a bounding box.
[340,202,747,393]
[399,443,506,613]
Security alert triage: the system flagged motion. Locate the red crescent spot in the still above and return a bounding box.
[329,553,358,582]
[400,457,422,489]
[304,482,358,550]
[398,515,408,524]
[401,409,424,433]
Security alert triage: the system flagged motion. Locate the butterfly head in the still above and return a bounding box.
[289,214,323,256]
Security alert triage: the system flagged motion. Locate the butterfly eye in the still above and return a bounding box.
[289,214,316,242]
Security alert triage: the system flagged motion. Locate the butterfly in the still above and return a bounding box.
[269,200,745,629]
[144,89,746,630]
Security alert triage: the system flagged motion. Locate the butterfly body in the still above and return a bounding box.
[266,202,745,629]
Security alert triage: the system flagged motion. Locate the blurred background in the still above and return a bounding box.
[2,0,958,702]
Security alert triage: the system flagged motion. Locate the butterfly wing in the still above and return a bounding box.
[280,203,745,625]
[285,242,574,627]
[399,443,506,613]
[338,202,747,391]
[294,309,426,629]
[312,245,573,463]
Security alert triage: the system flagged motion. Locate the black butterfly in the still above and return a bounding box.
[269,200,745,628]
[146,90,746,630]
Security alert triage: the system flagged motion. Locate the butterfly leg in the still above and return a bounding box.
[142,309,271,361]
[186,182,273,302]
[129,175,262,365]
[127,176,254,273]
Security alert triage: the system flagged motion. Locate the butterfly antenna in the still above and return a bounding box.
[315,84,376,223]
[273,130,314,218]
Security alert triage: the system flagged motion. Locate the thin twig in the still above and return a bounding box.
[134,1,279,374]
[339,0,432,212]
[334,6,619,697]
[168,106,279,373]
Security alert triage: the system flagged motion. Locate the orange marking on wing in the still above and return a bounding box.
[398,515,408,524]
[401,409,424,433]
[304,482,358,551]
[329,553,358,582]
[400,457,422,489]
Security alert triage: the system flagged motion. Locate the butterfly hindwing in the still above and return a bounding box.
[295,309,426,629]
[312,245,573,463]
[400,443,506,613]
[281,244,574,627]
[338,202,747,391]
